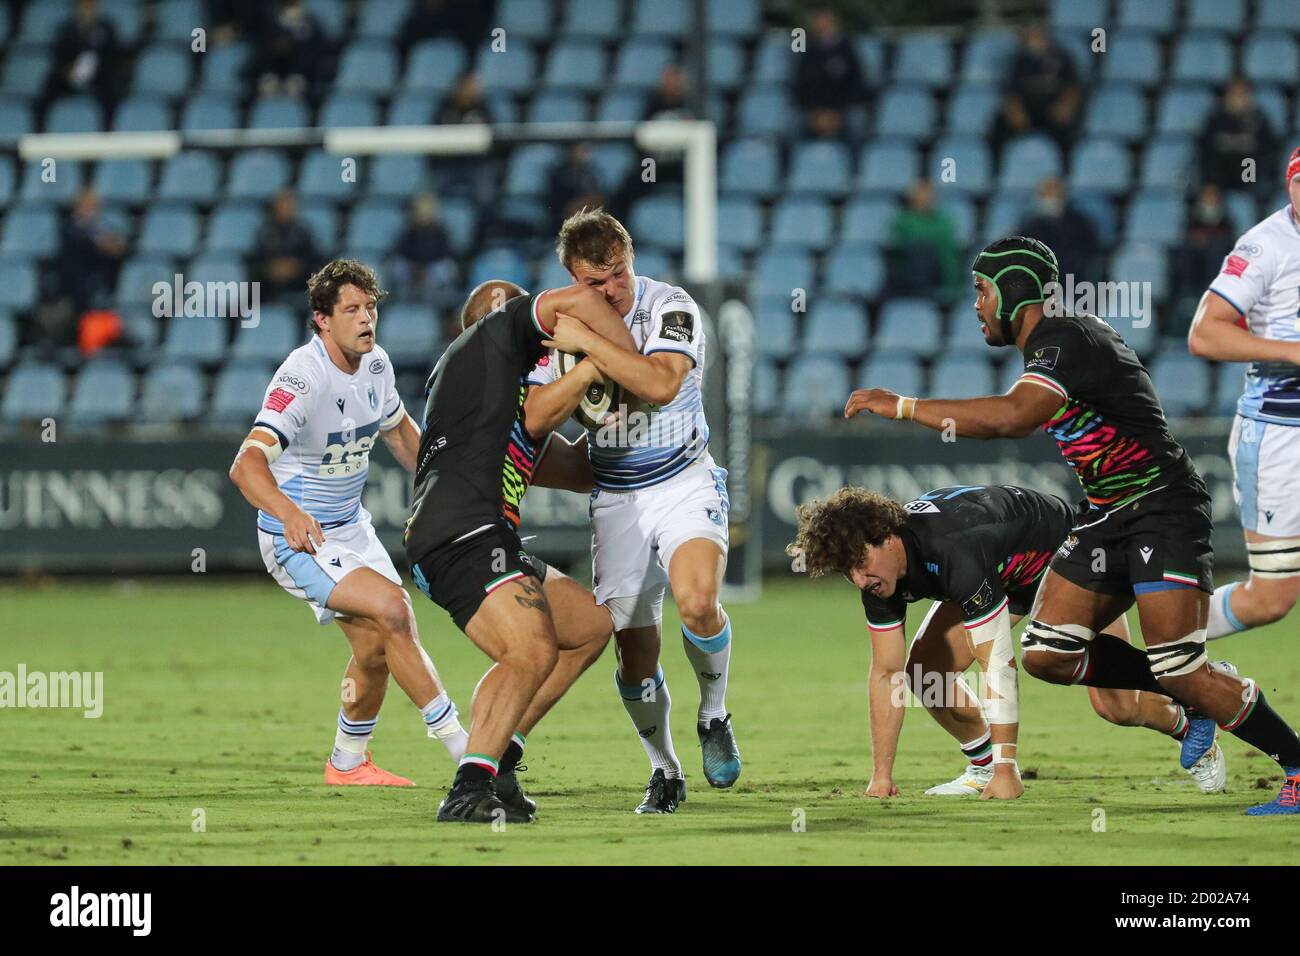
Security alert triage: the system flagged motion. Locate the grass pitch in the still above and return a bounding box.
[3,574,1298,866]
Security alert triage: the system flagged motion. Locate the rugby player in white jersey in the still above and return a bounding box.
[525,209,740,813]
[229,258,468,786]
[1191,147,1300,642]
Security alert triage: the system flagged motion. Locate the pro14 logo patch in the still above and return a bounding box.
[659,310,694,344]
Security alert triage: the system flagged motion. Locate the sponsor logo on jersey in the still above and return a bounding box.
[276,373,309,393]
[1223,254,1250,277]
[1234,241,1262,258]
[369,358,385,374]
[1027,345,1061,370]
[659,310,695,343]
[926,561,939,574]
[966,578,995,611]
[1057,533,1079,558]
[335,398,345,413]
[264,387,296,413]
[639,725,656,738]
[536,353,551,367]
[320,420,381,477]
[632,308,651,326]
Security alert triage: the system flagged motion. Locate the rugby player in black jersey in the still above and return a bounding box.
[790,484,1222,799]
[406,281,636,823]
[846,236,1300,815]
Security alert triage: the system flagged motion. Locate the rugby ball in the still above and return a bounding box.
[555,350,659,430]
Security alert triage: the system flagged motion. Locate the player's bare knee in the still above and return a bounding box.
[677,594,722,636]
[376,590,416,642]
[1253,586,1299,624]
[1021,649,1074,684]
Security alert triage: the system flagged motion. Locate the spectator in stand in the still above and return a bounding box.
[437,73,493,125]
[885,179,962,300]
[1198,77,1278,194]
[207,0,264,45]
[33,186,126,352]
[399,0,494,60]
[547,144,606,230]
[250,191,319,303]
[45,0,120,119]
[391,193,457,298]
[793,7,865,140]
[248,0,328,98]
[1016,176,1101,282]
[993,26,1081,149]
[1172,184,1236,320]
[646,64,693,121]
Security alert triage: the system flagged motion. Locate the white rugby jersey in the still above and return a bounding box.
[252,336,404,534]
[1208,205,1300,425]
[527,275,709,490]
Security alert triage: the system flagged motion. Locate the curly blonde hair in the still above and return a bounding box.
[787,488,908,577]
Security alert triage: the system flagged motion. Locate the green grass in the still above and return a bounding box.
[2,575,1298,865]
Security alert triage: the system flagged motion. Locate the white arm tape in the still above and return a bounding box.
[967,606,1019,725]
[992,743,1018,766]
[240,436,283,465]
[380,402,408,432]
[1248,537,1300,577]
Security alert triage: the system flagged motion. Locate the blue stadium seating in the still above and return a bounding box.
[0,96,33,137]
[231,306,301,363]
[961,30,1016,85]
[162,315,228,364]
[932,136,991,194]
[226,151,291,200]
[346,201,405,254]
[356,0,411,39]
[874,86,938,140]
[562,0,621,39]
[19,2,72,45]
[804,298,868,356]
[181,92,240,131]
[387,93,437,127]
[630,196,685,252]
[0,260,37,310]
[211,363,275,422]
[708,0,762,39]
[1155,84,1214,135]
[1,204,59,257]
[755,297,799,360]
[1,48,50,97]
[717,197,764,253]
[138,362,205,422]
[1256,0,1300,31]
[875,299,943,357]
[404,38,467,94]
[787,141,852,198]
[381,304,440,367]
[735,85,795,137]
[755,246,813,298]
[527,91,589,124]
[477,40,539,95]
[1084,84,1147,141]
[199,43,249,93]
[720,139,780,198]
[998,135,1061,191]
[858,140,920,194]
[68,359,135,425]
[596,89,647,123]
[824,246,886,300]
[367,154,430,199]
[753,34,794,84]
[945,85,1000,136]
[249,95,310,130]
[1189,0,1244,32]
[498,0,552,41]
[858,349,924,397]
[113,96,171,132]
[138,204,201,257]
[752,359,781,416]
[706,38,746,91]
[1125,191,1184,245]
[1244,34,1299,86]
[205,203,264,255]
[1170,32,1234,84]
[319,93,379,128]
[893,35,953,89]
[132,44,193,99]
[46,96,104,133]
[842,196,899,245]
[544,41,608,93]
[1110,242,1170,301]
[468,247,531,288]
[1102,32,1163,88]
[298,151,359,201]
[156,0,204,43]
[785,355,850,418]
[1140,135,1194,189]
[769,197,833,249]
[159,152,221,203]
[1150,350,1212,416]
[0,311,14,367]
[1,361,64,423]
[1049,0,1107,32]
[1070,138,1132,195]
[930,353,995,398]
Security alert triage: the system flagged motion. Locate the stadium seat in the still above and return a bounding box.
[1083,84,1148,142]
[181,92,240,131]
[248,95,310,129]
[298,151,359,202]
[1256,0,1300,31]
[199,42,250,93]
[1139,135,1194,190]
[1125,191,1184,245]
[211,363,275,423]
[596,89,647,123]
[1170,33,1234,85]
[46,96,104,133]
[504,144,561,198]
[159,152,221,203]
[586,144,636,195]
[893,35,953,88]
[1,361,64,423]
[753,34,795,85]
[0,310,15,367]
[998,135,1062,191]
[356,0,411,39]
[1189,0,1245,32]
[858,139,920,194]
[0,259,37,311]
[1073,190,1119,247]
[945,85,1000,136]
[205,203,265,255]
[131,44,193,99]
[720,139,780,198]
[226,151,291,200]
[91,159,153,204]
[0,204,59,257]
[824,245,886,300]
[875,299,943,357]
[706,38,746,92]
[0,157,13,207]
[1,48,51,99]
[67,359,135,425]
[1117,0,1175,32]
[1102,31,1163,88]
[440,198,478,254]
[0,96,32,137]
[769,198,833,250]
[629,195,685,252]
[930,353,995,398]
[1110,241,1169,301]
[404,38,467,95]
[752,359,781,416]
[381,304,440,367]
[137,204,200,258]
[787,141,851,198]
[1243,34,1299,85]
[1049,0,1106,31]
[477,40,539,95]
[1150,350,1212,416]
[387,93,436,127]
[804,298,868,356]
[115,255,176,306]
[230,305,300,363]
[931,135,991,194]
[17,0,68,44]
[1154,84,1214,136]
[113,95,171,132]
[137,362,205,422]
[468,247,531,288]
[367,154,430,199]
[961,29,1016,85]
[346,201,406,254]
[498,0,552,41]
[874,86,938,140]
[981,193,1030,244]
[1069,138,1132,195]
[842,196,899,245]
[858,349,924,398]
[755,246,814,298]
[754,297,800,360]
[716,197,764,253]
[162,315,228,364]
[1255,87,1288,140]
[319,93,379,128]
[708,0,761,39]
[940,194,976,248]
[1213,365,1244,416]
[561,0,621,39]
[156,0,204,42]
[735,85,795,137]
[527,91,589,124]
[784,355,850,419]
[1225,191,1260,235]
[544,41,608,93]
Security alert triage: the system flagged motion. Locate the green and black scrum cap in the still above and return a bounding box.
[972,237,1059,343]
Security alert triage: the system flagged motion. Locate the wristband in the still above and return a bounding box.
[894,396,916,421]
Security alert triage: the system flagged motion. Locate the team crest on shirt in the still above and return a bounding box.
[1057,534,1079,559]
[966,579,995,611]
[369,358,385,374]
[367,383,378,411]
[660,310,695,343]
[632,309,651,326]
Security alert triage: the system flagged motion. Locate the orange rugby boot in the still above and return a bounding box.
[324,752,415,787]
